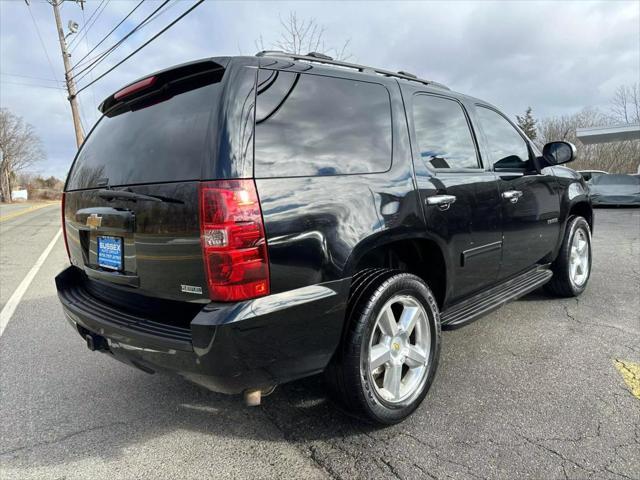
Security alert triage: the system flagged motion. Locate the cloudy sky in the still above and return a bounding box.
[1,0,638,179]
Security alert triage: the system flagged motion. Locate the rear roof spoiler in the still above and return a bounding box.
[99,58,228,116]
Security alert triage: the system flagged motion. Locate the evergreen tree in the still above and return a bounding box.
[516,107,538,140]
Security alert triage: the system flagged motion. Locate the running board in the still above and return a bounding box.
[440,266,553,329]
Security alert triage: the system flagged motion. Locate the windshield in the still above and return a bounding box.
[592,174,640,186]
[66,81,222,190]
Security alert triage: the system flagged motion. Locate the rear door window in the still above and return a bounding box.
[412,94,480,170]
[67,81,221,190]
[254,70,392,177]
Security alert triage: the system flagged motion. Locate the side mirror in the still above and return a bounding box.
[543,141,576,165]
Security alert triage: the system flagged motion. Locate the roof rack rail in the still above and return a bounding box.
[255,51,450,90]
[307,51,333,60]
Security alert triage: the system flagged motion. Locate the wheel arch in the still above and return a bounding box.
[568,200,594,232]
[550,198,593,274]
[343,232,449,309]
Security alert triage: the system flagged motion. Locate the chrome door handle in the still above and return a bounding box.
[426,195,457,210]
[502,190,523,203]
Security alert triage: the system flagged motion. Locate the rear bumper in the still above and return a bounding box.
[55,266,349,394]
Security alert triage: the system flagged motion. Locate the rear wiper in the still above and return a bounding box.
[98,189,160,202]
[97,189,183,204]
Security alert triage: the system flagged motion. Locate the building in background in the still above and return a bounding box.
[576,124,640,174]
[11,188,28,201]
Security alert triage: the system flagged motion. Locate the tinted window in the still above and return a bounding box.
[476,106,531,170]
[412,95,479,169]
[254,70,392,177]
[67,82,221,190]
[593,174,640,186]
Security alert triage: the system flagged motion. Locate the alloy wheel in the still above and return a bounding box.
[570,228,590,287]
[367,295,431,404]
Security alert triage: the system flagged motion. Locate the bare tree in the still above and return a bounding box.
[609,83,640,125]
[256,11,352,60]
[537,107,639,173]
[537,85,640,174]
[0,109,45,202]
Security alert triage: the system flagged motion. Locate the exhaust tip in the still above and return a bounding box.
[243,386,276,406]
[244,389,262,407]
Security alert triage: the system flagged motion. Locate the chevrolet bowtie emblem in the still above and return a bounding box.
[86,213,102,229]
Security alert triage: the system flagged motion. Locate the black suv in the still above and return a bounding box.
[56,52,593,424]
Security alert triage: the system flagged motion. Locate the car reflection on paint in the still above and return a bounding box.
[590,173,640,207]
[578,170,608,183]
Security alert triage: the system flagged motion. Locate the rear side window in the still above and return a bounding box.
[254,70,392,177]
[67,82,221,190]
[412,95,479,170]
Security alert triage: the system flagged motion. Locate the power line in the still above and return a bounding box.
[69,0,111,53]
[78,6,98,126]
[74,0,178,72]
[1,80,66,91]
[67,0,107,49]
[77,94,91,132]
[67,0,104,48]
[72,0,171,83]
[26,3,60,84]
[1,72,62,84]
[73,0,171,81]
[71,0,145,70]
[76,0,205,96]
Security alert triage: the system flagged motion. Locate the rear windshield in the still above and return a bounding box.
[592,174,640,186]
[66,82,221,190]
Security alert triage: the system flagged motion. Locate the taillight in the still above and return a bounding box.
[199,180,270,301]
[61,192,71,261]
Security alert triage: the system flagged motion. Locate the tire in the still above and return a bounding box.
[545,216,592,297]
[326,270,441,424]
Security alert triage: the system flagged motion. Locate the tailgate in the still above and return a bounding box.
[62,60,230,303]
[64,182,206,303]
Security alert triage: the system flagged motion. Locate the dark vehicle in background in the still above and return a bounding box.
[56,52,593,424]
[590,173,640,206]
[579,169,608,183]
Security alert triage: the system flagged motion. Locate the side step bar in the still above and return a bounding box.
[440,266,553,329]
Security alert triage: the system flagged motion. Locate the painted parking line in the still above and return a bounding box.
[0,202,58,223]
[614,359,640,400]
[0,229,62,338]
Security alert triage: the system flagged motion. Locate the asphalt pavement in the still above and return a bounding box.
[0,205,638,480]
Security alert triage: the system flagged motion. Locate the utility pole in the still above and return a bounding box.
[50,0,85,147]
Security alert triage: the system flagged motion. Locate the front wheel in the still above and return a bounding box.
[545,216,592,297]
[326,271,441,424]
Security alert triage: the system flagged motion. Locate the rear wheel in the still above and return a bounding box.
[326,271,441,424]
[545,216,592,297]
